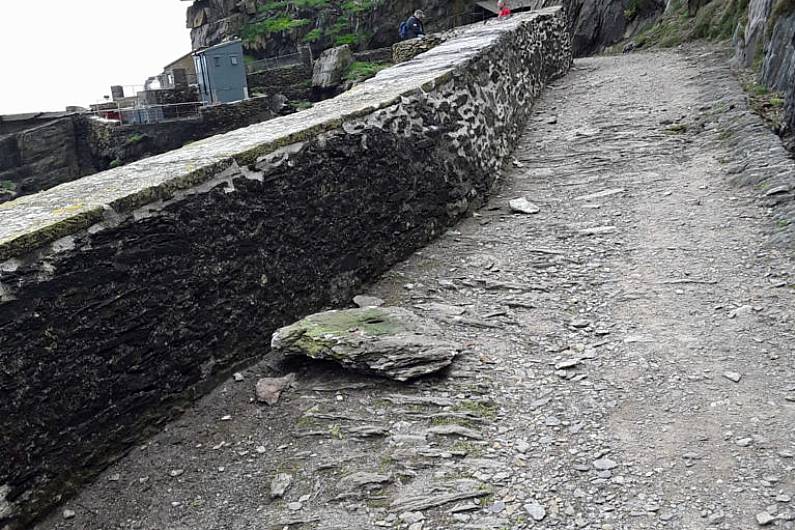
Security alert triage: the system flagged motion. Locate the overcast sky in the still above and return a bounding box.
[0,1,192,114]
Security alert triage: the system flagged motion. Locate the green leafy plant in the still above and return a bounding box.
[0,180,16,192]
[126,133,146,145]
[302,28,323,42]
[344,60,390,81]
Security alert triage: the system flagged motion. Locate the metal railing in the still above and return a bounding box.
[93,101,203,126]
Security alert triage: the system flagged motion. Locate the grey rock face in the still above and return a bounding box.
[733,0,774,68]
[271,307,460,381]
[734,8,795,134]
[312,45,353,89]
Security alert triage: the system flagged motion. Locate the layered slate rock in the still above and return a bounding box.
[271,307,458,381]
[311,45,353,89]
[0,9,571,528]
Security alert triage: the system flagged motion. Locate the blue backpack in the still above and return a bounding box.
[399,20,409,40]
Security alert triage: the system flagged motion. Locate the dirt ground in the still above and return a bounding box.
[35,46,795,530]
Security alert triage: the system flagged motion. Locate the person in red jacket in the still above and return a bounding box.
[497,0,511,19]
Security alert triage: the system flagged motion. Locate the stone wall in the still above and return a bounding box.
[352,47,394,63]
[0,9,571,529]
[247,63,313,100]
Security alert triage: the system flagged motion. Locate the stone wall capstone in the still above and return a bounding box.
[0,9,572,529]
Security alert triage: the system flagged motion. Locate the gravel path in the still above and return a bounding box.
[35,47,794,530]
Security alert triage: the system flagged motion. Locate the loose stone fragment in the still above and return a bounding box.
[353,295,385,308]
[756,511,775,525]
[255,373,296,406]
[287,501,303,511]
[723,371,742,383]
[509,197,541,214]
[270,473,293,499]
[271,307,459,381]
[555,358,581,370]
[593,457,618,470]
[340,472,391,490]
[578,226,617,235]
[428,425,483,440]
[63,509,76,520]
[524,502,546,521]
[399,511,425,523]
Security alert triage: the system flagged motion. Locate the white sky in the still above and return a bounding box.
[0,1,192,114]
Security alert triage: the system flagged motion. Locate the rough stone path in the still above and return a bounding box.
[36,47,794,530]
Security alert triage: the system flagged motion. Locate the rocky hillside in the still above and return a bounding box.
[734,0,795,135]
[628,0,794,137]
[184,0,658,58]
[185,0,794,133]
[186,0,470,58]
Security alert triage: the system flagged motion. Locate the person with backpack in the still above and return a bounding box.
[399,10,426,40]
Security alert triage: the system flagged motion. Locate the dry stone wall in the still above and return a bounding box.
[0,9,571,529]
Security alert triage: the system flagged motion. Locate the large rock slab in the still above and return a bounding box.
[271,307,459,381]
[312,45,353,89]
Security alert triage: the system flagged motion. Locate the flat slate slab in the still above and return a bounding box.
[271,307,460,381]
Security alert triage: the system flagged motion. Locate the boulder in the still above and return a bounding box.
[271,307,459,381]
[312,45,353,89]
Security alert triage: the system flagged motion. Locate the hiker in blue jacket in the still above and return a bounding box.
[399,10,426,40]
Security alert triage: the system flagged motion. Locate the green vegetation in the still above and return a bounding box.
[109,158,122,169]
[302,28,323,42]
[344,60,390,81]
[242,0,383,49]
[328,423,344,439]
[634,0,750,48]
[0,180,16,192]
[125,133,146,145]
[241,15,311,42]
[290,99,313,110]
[454,399,498,419]
[664,123,688,134]
[624,0,660,20]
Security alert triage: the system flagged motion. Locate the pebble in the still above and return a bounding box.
[287,502,303,511]
[555,358,581,370]
[62,509,75,520]
[736,438,753,447]
[593,457,618,471]
[233,372,244,382]
[756,511,776,526]
[509,197,541,214]
[723,371,742,383]
[400,511,425,523]
[270,473,293,499]
[524,502,546,521]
